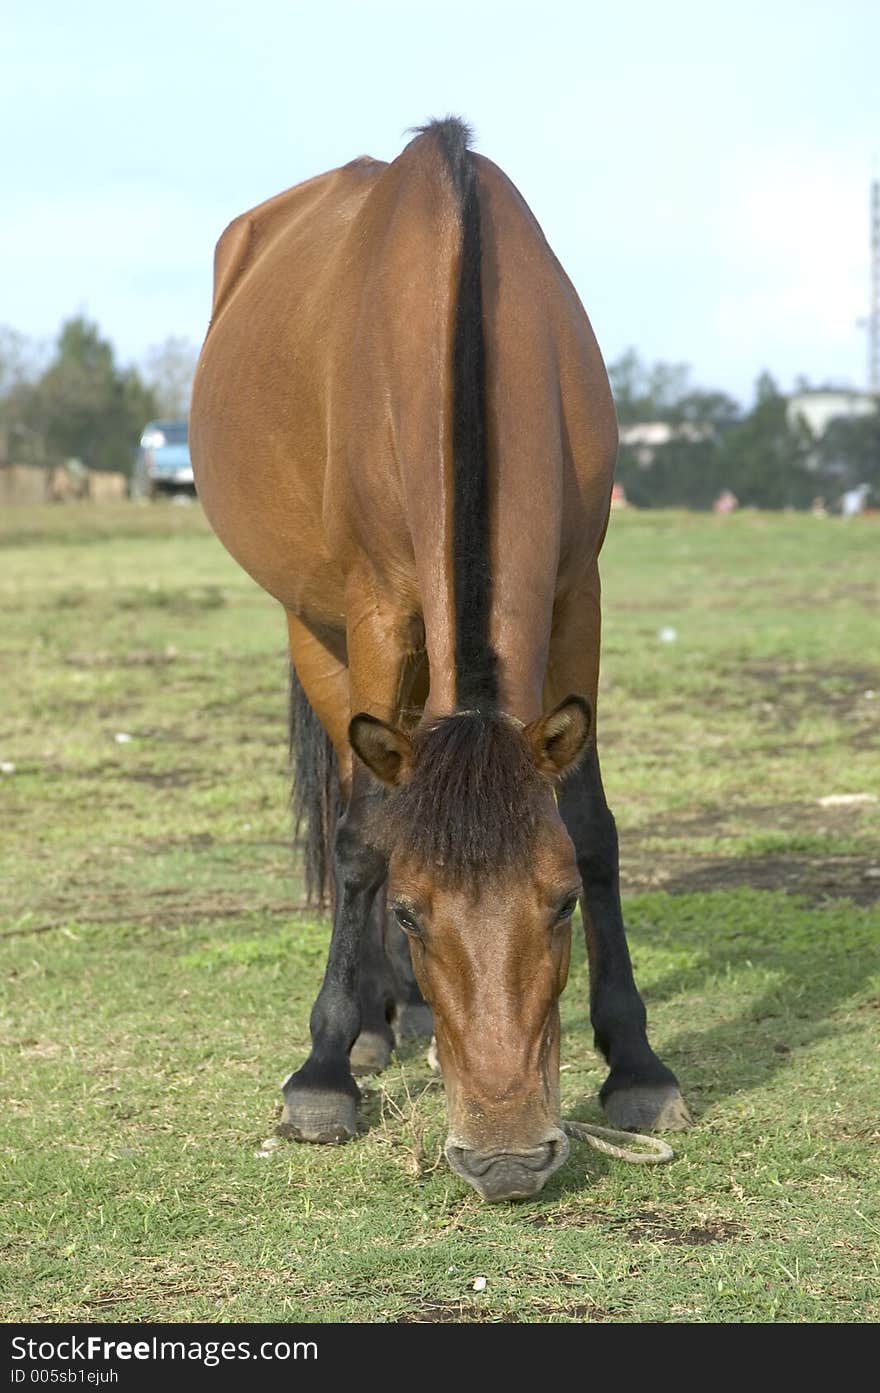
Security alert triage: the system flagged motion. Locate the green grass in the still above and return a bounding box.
[1,502,879,1323]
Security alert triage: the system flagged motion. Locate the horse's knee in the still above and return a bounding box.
[333,818,385,896]
[558,753,620,888]
[576,806,619,889]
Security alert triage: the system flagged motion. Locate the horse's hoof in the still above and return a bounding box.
[349,1029,393,1076]
[602,1081,693,1132]
[276,1087,358,1144]
[394,1002,434,1043]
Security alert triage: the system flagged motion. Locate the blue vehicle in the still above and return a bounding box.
[133,419,194,498]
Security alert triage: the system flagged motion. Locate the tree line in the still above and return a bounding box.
[610,350,879,510]
[0,317,198,477]
[1,318,877,506]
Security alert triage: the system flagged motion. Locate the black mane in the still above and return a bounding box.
[370,712,545,883]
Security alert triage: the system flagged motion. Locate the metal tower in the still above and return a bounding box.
[870,179,880,394]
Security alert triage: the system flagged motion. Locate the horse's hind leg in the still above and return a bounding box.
[385,917,433,1044]
[350,874,433,1073]
[349,887,435,1072]
[348,885,396,1075]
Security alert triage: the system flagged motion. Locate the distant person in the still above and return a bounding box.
[713,488,738,514]
[610,481,628,508]
[841,483,870,517]
[810,495,827,517]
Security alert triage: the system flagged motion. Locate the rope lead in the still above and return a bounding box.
[562,1118,674,1165]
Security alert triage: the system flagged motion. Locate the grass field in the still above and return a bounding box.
[1,501,878,1323]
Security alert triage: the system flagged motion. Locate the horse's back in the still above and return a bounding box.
[190,136,616,638]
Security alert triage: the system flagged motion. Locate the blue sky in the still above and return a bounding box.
[2,0,877,404]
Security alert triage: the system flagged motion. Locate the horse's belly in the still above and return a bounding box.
[191,418,345,630]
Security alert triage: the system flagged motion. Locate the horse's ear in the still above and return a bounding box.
[349,714,413,787]
[526,695,592,779]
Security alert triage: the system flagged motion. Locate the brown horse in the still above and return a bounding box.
[190,118,690,1202]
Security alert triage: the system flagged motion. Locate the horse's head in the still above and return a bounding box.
[349,698,590,1200]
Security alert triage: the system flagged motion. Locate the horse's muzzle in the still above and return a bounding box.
[445,1129,570,1201]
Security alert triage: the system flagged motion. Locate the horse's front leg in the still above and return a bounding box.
[280,587,420,1139]
[557,746,691,1131]
[279,764,386,1141]
[549,570,691,1132]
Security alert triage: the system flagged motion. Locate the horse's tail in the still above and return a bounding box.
[289,664,340,906]
[411,116,497,710]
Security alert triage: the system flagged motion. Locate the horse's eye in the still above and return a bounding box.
[392,904,422,936]
[553,893,579,925]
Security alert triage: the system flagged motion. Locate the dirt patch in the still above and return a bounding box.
[397,1299,499,1323]
[146,832,217,850]
[0,894,313,939]
[740,659,877,703]
[396,1298,607,1323]
[624,1212,741,1245]
[528,1208,742,1246]
[621,795,880,904]
[611,659,880,751]
[622,850,880,905]
[627,799,864,843]
[737,661,879,744]
[124,768,208,789]
[64,650,181,670]
[537,1305,607,1321]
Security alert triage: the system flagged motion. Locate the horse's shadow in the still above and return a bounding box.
[563,885,877,1126]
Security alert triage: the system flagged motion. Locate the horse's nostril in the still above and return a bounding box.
[458,1142,554,1177]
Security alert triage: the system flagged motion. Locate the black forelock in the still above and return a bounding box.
[368,712,546,884]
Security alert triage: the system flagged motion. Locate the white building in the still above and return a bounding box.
[618,421,713,466]
[786,389,878,438]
